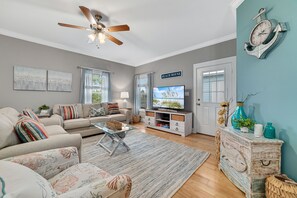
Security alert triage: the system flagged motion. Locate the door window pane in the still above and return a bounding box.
[202,70,225,103]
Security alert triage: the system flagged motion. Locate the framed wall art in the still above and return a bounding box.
[47,70,72,92]
[13,66,47,91]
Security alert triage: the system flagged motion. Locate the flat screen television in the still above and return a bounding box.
[153,85,185,110]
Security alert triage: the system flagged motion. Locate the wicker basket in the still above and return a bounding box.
[132,115,141,123]
[106,120,122,130]
[266,175,297,198]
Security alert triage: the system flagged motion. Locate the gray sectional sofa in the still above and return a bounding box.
[52,103,132,137]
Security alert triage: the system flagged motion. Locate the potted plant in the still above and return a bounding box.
[236,117,255,133]
[38,104,50,115]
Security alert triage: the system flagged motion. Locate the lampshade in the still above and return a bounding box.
[88,33,97,42]
[120,92,129,99]
[98,32,106,44]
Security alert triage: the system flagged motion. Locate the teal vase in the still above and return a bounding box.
[264,122,276,139]
[231,102,247,129]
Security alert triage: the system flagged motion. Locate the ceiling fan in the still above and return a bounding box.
[58,6,130,46]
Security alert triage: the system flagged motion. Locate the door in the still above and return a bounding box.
[193,57,236,136]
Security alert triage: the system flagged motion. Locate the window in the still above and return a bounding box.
[202,70,225,103]
[134,73,153,114]
[80,69,110,104]
[138,75,149,108]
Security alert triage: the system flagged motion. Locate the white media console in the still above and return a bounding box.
[144,109,192,137]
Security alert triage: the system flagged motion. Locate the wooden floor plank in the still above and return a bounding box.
[133,123,245,198]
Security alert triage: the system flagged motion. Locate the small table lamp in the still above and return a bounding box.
[120,92,129,108]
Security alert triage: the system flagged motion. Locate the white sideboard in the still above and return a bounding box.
[219,127,283,198]
[144,109,192,137]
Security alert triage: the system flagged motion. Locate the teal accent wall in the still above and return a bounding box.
[237,0,297,180]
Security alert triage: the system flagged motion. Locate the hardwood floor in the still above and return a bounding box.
[133,123,245,198]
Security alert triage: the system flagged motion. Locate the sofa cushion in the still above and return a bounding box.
[22,108,41,122]
[82,103,101,118]
[0,161,57,198]
[53,104,83,118]
[0,114,20,149]
[64,118,90,130]
[108,114,127,122]
[0,107,20,125]
[15,118,48,142]
[45,125,68,136]
[49,163,111,195]
[89,116,110,124]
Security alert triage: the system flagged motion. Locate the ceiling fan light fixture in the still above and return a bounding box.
[98,32,106,44]
[88,33,97,42]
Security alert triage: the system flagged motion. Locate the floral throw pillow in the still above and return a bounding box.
[89,107,106,117]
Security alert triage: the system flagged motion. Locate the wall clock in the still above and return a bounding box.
[244,8,287,59]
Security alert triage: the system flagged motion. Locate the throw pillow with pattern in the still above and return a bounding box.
[60,105,79,120]
[107,103,121,115]
[15,117,48,143]
[22,108,41,122]
[89,107,106,117]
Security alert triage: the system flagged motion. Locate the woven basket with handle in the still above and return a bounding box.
[266,174,297,198]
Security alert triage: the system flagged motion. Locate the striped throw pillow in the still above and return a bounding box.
[60,105,79,120]
[22,109,41,122]
[15,117,48,142]
[107,103,120,115]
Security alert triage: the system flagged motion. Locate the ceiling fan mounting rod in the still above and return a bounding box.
[95,14,102,22]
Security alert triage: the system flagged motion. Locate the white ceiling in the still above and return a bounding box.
[0,0,236,66]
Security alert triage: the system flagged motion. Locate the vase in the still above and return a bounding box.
[264,122,276,139]
[231,102,248,129]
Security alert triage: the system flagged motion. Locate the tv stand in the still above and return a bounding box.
[144,109,192,137]
[157,108,178,113]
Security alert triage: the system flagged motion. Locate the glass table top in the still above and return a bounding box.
[93,122,134,134]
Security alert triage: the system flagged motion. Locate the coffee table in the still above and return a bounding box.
[93,122,134,156]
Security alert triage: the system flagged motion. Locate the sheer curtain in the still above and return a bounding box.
[133,73,154,114]
[79,68,111,104]
[101,72,111,102]
[80,68,93,104]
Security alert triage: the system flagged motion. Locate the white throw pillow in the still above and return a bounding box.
[0,161,57,198]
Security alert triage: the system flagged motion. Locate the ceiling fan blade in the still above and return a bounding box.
[105,33,123,45]
[58,23,89,30]
[107,24,130,32]
[79,6,97,24]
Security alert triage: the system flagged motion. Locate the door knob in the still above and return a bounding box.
[197,103,200,106]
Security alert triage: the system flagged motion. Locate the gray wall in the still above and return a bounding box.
[135,39,236,111]
[0,35,135,111]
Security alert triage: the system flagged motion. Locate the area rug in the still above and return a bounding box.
[82,130,210,198]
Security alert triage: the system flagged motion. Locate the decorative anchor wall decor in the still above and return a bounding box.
[244,8,287,59]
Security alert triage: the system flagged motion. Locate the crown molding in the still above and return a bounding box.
[135,33,237,67]
[0,28,136,67]
[0,28,237,68]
